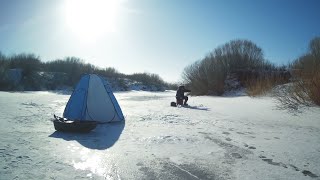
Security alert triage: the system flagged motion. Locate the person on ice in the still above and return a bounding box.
[176,85,191,106]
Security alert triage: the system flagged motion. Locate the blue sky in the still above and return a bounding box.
[0,0,319,82]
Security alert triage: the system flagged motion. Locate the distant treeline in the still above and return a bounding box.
[0,55,177,91]
[182,37,320,108]
[1,37,319,109]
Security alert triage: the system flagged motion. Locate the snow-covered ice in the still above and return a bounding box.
[0,91,319,179]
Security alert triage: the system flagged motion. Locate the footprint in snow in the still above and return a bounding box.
[231,153,242,159]
[136,162,143,166]
[260,157,319,178]
[236,132,245,135]
[302,170,319,178]
[222,132,230,135]
[289,164,299,171]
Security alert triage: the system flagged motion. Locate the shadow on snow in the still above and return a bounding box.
[178,105,210,111]
[49,121,125,150]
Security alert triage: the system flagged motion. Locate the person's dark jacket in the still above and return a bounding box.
[176,88,191,99]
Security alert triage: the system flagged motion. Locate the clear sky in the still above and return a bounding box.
[0,0,319,83]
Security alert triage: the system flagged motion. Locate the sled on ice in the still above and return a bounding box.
[53,115,98,133]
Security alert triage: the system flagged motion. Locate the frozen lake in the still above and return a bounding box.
[0,91,319,179]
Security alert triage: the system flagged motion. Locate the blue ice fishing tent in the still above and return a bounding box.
[63,74,124,123]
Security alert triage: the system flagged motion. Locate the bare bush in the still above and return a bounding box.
[183,39,270,95]
[277,37,320,109]
[274,82,313,112]
[182,60,211,95]
[246,77,274,96]
[213,39,265,72]
[127,72,165,86]
[246,71,290,96]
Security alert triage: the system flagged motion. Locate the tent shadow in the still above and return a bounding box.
[49,121,125,150]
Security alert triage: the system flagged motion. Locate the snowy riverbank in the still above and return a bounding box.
[0,91,319,179]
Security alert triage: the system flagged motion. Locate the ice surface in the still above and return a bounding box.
[0,91,319,179]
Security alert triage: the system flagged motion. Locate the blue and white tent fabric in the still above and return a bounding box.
[63,74,124,123]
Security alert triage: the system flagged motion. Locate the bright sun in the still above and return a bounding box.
[64,0,119,41]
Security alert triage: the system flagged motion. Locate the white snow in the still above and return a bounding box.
[0,91,319,179]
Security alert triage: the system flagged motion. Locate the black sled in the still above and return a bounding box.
[53,115,98,133]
